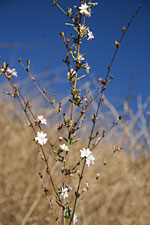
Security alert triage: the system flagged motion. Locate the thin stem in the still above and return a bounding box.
[70,37,80,122]
[92,117,122,149]
[56,3,67,16]
[5,76,62,205]
[39,172,59,225]
[69,5,142,224]
[18,60,64,121]
[52,0,67,16]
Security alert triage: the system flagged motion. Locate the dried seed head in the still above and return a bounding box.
[97,77,102,83]
[38,172,43,179]
[119,115,122,120]
[90,95,94,101]
[121,26,126,33]
[52,0,57,6]
[113,146,123,153]
[66,38,70,42]
[110,74,114,79]
[107,65,111,70]
[43,89,46,94]
[101,87,106,92]
[81,108,85,114]
[44,186,48,193]
[115,41,120,48]
[101,79,108,85]
[18,58,21,62]
[13,85,18,91]
[60,32,65,44]
[32,77,35,82]
[27,59,30,66]
[100,98,104,104]
[96,173,100,180]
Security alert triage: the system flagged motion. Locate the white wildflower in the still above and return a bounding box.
[35,131,48,145]
[73,213,78,224]
[80,24,86,32]
[85,62,90,73]
[38,115,47,125]
[80,25,88,37]
[60,144,69,152]
[66,183,72,191]
[79,3,91,17]
[77,53,85,62]
[87,29,94,40]
[61,187,68,200]
[86,154,95,167]
[80,148,92,158]
[6,67,17,77]
[80,148,95,167]
[67,68,76,79]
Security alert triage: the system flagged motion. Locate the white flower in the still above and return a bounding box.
[35,131,48,145]
[38,115,47,125]
[80,148,95,167]
[67,68,76,79]
[80,24,86,32]
[61,187,68,200]
[87,30,94,40]
[80,25,88,37]
[77,53,85,62]
[80,148,92,158]
[60,144,69,152]
[79,3,91,17]
[73,213,78,224]
[86,154,95,167]
[6,67,17,77]
[66,183,72,191]
[85,62,90,73]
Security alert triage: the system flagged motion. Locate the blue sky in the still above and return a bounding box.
[0,0,150,109]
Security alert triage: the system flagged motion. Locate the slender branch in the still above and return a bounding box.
[51,0,67,16]
[69,5,142,224]
[18,60,64,121]
[5,75,62,205]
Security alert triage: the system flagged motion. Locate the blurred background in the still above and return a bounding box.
[0,0,150,106]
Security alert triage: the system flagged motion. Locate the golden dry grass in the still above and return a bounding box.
[0,98,150,225]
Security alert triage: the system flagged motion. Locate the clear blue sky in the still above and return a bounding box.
[0,0,150,108]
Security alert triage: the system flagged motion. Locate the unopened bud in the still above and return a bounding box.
[121,26,126,33]
[115,41,120,48]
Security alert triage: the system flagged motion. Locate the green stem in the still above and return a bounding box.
[56,3,67,16]
[52,0,67,16]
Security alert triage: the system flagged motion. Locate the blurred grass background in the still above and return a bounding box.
[0,93,150,225]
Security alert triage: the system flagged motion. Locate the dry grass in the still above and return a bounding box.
[0,98,150,225]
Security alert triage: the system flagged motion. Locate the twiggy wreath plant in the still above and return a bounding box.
[0,1,141,224]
